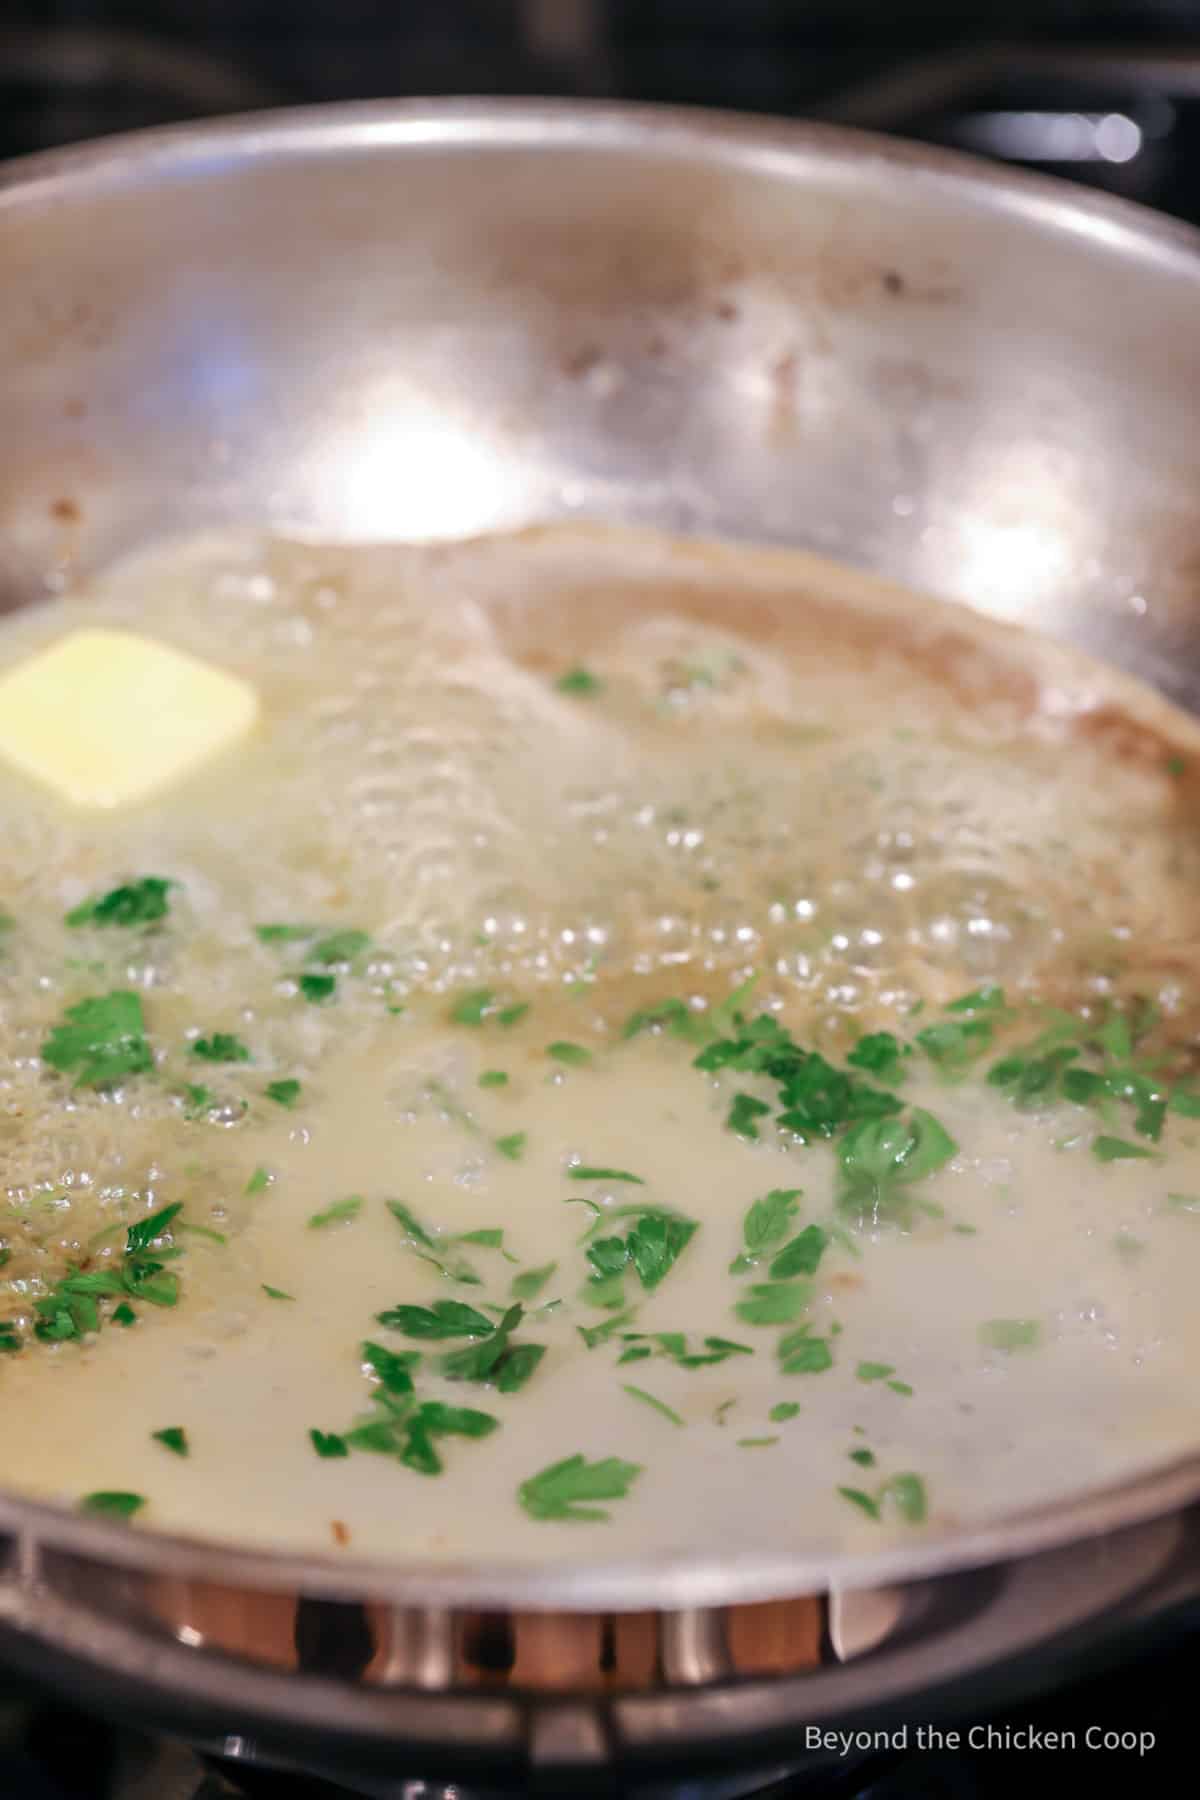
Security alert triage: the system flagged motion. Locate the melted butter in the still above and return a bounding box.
[1,522,1199,1562]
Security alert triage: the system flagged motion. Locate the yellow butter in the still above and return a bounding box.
[0,628,259,809]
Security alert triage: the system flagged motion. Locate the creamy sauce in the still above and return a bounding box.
[2,523,1199,1563]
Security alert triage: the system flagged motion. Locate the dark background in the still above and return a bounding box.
[5,1,1200,222]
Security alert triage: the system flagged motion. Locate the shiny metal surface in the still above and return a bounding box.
[2,99,1200,1768]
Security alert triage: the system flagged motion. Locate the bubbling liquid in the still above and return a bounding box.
[1,522,1199,1564]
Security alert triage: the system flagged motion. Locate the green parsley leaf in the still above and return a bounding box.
[518,1453,641,1522]
[727,1093,771,1139]
[846,1032,909,1081]
[621,1385,684,1427]
[385,1201,483,1284]
[1093,1135,1155,1162]
[838,1109,958,1215]
[654,1333,753,1369]
[191,1033,251,1064]
[915,1018,994,1071]
[741,1188,802,1256]
[307,929,369,966]
[495,1343,547,1392]
[849,1447,876,1467]
[734,1282,812,1326]
[770,1402,801,1422]
[41,991,154,1088]
[1170,1091,1200,1119]
[256,924,318,944]
[623,997,707,1042]
[838,1487,881,1520]
[571,1166,645,1185]
[178,1223,226,1246]
[438,1305,526,1383]
[979,1318,1041,1351]
[0,1321,22,1352]
[310,1430,349,1459]
[778,1328,834,1375]
[769,1225,828,1280]
[511,1261,557,1301]
[66,878,173,930]
[451,988,495,1025]
[308,1196,363,1229]
[245,1166,270,1195]
[577,1309,638,1350]
[181,1083,213,1118]
[126,1203,182,1256]
[478,1070,509,1088]
[152,1427,188,1457]
[266,1078,301,1108]
[495,1132,526,1161]
[547,1042,592,1067]
[555,666,603,696]
[882,1473,928,1524]
[362,1339,420,1395]
[855,1361,895,1383]
[627,1213,697,1290]
[945,985,1006,1013]
[377,1299,494,1339]
[888,1380,914,1396]
[81,1491,145,1518]
[261,1285,294,1301]
[737,1436,780,1449]
[299,973,336,1004]
[112,1303,136,1326]
[498,1003,529,1028]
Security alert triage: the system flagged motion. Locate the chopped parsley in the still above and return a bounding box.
[308,1196,363,1229]
[838,1487,881,1520]
[299,973,336,1005]
[518,1453,641,1521]
[570,1165,645,1185]
[838,1110,958,1219]
[732,1187,802,1272]
[41,990,154,1088]
[511,1261,557,1301]
[0,1322,22,1353]
[621,1383,685,1428]
[727,1093,771,1139]
[555,666,603,697]
[265,1078,301,1108]
[855,1361,895,1383]
[307,929,369,966]
[849,1447,876,1467]
[377,1299,494,1339]
[770,1402,801,1423]
[385,1201,483,1284]
[499,1003,530,1028]
[577,1309,638,1350]
[246,1166,270,1195]
[778,1327,834,1375]
[547,1042,592,1067]
[623,997,705,1042]
[915,1017,994,1072]
[496,1132,527,1162]
[81,1492,145,1518]
[451,989,495,1025]
[262,1285,294,1301]
[846,1031,909,1082]
[437,1305,545,1391]
[181,1084,213,1118]
[310,1430,350,1459]
[152,1427,188,1458]
[256,924,318,944]
[1093,1136,1155,1162]
[769,1225,828,1279]
[479,1070,509,1088]
[882,1473,928,1524]
[362,1340,421,1396]
[191,1033,251,1064]
[979,1318,1041,1351]
[734,1282,812,1327]
[112,1303,136,1326]
[649,1332,753,1369]
[66,878,173,929]
[946,985,1007,1014]
[737,1436,779,1449]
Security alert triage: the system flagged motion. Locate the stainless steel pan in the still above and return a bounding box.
[2,100,1200,1784]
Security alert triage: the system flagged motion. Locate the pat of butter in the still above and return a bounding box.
[0,628,259,809]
